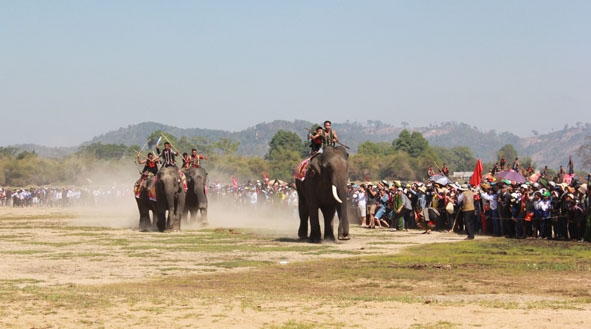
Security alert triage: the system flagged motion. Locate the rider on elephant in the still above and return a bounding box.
[181,152,191,170]
[156,142,178,168]
[322,120,339,148]
[137,152,159,176]
[135,152,160,200]
[190,148,208,168]
[309,126,324,155]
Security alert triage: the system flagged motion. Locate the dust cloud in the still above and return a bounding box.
[66,168,303,238]
[68,200,301,239]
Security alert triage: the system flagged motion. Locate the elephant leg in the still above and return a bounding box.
[200,208,208,226]
[149,203,157,231]
[309,208,322,243]
[156,208,167,232]
[337,205,350,240]
[137,200,148,231]
[321,207,337,242]
[297,201,309,240]
[170,211,181,231]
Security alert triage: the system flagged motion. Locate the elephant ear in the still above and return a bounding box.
[308,157,321,177]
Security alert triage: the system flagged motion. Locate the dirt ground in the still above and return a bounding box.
[1,203,589,329]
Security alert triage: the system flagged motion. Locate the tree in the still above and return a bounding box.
[213,137,239,156]
[392,129,429,157]
[392,130,412,154]
[357,141,394,156]
[76,143,130,160]
[433,146,476,172]
[263,130,307,182]
[497,144,518,164]
[264,130,307,161]
[0,147,18,158]
[408,131,429,157]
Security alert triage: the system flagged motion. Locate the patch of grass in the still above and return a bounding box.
[410,321,460,329]
[5,250,49,255]
[28,241,84,247]
[263,320,322,329]
[208,259,273,269]
[46,252,110,260]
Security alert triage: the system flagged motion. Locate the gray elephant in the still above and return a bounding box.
[184,167,208,226]
[155,167,186,232]
[134,174,157,231]
[295,146,350,243]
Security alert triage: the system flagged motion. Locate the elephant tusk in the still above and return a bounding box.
[332,185,343,204]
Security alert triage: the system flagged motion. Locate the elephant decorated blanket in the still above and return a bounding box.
[135,175,158,201]
[179,170,188,192]
[295,157,311,181]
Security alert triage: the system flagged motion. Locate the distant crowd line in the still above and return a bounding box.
[0,186,131,208]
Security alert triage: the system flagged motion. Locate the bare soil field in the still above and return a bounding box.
[1,203,589,329]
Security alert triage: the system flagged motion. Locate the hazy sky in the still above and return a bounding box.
[2,1,589,147]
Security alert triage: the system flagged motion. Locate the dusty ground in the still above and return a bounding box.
[1,203,589,329]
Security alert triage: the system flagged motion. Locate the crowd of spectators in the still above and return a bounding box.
[207,179,298,210]
[0,186,132,208]
[347,168,591,242]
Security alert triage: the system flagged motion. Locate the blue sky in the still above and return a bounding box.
[1,1,589,147]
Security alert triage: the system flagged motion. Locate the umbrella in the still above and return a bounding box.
[428,174,454,186]
[495,170,526,183]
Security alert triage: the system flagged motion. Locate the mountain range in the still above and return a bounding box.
[11,120,591,170]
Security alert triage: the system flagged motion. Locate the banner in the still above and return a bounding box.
[469,159,483,187]
[232,176,238,189]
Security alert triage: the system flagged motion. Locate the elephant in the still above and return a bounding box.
[134,174,157,231]
[295,146,350,243]
[183,167,208,226]
[155,167,186,232]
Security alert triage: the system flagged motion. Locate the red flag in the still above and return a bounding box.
[469,159,483,187]
[365,175,370,182]
[263,171,269,184]
[232,176,238,189]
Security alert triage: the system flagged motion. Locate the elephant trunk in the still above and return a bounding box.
[332,185,343,203]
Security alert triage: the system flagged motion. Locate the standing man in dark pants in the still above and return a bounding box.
[458,184,476,240]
